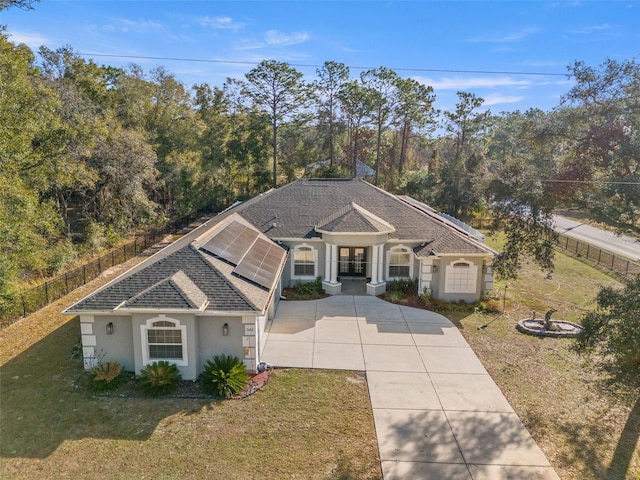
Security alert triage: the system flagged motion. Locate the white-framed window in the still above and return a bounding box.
[444,259,478,294]
[141,316,187,366]
[387,246,413,279]
[292,244,317,278]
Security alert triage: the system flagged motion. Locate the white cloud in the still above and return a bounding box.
[199,16,244,31]
[265,29,310,46]
[482,94,526,107]
[103,18,163,34]
[234,40,265,51]
[467,27,537,43]
[6,31,52,49]
[414,76,532,90]
[233,29,310,51]
[567,23,613,35]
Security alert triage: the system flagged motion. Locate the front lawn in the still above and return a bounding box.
[2,245,638,479]
[0,259,380,480]
[456,247,639,480]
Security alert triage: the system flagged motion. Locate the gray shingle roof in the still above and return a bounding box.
[68,246,258,312]
[239,179,492,255]
[66,179,492,315]
[123,271,208,310]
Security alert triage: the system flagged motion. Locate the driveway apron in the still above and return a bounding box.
[262,296,560,480]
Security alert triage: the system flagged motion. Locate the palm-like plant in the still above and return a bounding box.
[139,361,181,397]
[201,354,248,398]
[90,360,124,392]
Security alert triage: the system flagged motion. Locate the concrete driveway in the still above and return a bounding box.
[262,296,560,480]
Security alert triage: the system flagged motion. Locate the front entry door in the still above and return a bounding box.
[338,247,367,277]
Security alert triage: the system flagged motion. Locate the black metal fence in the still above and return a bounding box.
[465,218,639,281]
[556,232,640,281]
[0,213,213,328]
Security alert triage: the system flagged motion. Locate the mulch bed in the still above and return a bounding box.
[78,370,270,400]
[234,370,270,399]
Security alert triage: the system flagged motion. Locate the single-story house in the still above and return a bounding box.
[64,178,496,379]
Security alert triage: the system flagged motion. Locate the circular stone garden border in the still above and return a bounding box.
[516,318,584,338]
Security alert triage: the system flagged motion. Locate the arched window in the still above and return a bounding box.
[141,316,187,366]
[444,259,478,294]
[292,245,317,278]
[387,246,413,279]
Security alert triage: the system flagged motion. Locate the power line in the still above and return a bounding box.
[540,179,640,185]
[78,53,570,77]
[437,176,640,185]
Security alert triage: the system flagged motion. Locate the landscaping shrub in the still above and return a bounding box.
[291,276,324,298]
[200,354,248,398]
[90,360,125,392]
[385,290,404,304]
[138,361,182,397]
[419,287,448,312]
[387,278,418,294]
[476,298,502,313]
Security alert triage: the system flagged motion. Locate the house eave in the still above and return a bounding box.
[63,308,113,316]
[314,228,395,235]
[196,309,265,317]
[272,237,323,242]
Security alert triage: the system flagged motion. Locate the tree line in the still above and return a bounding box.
[1,27,639,308]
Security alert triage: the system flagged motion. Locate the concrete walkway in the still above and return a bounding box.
[262,296,560,480]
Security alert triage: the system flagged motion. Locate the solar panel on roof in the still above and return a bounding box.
[201,221,259,265]
[233,238,286,290]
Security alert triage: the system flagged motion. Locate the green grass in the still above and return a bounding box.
[450,235,639,480]
[0,259,380,480]
[2,242,639,479]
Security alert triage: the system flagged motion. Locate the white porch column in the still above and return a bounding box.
[377,246,384,283]
[371,245,379,283]
[324,243,331,283]
[330,244,338,283]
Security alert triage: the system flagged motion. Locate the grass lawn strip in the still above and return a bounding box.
[0,257,380,480]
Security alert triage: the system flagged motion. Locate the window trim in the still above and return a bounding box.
[444,259,478,294]
[291,244,318,279]
[386,245,413,280]
[141,316,188,366]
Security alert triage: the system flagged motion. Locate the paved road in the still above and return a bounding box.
[554,215,640,261]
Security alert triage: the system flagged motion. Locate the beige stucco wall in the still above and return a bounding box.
[93,315,135,371]
[85,311,263,382]
[196,315,247,374]
[132,313,198,380]
[423,256,491,303]
[283,236,426,287]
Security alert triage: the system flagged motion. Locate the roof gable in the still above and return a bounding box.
[123,271,208,310]
[316,202,395,234]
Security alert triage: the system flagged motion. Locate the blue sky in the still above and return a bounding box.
[2,1,639,113]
